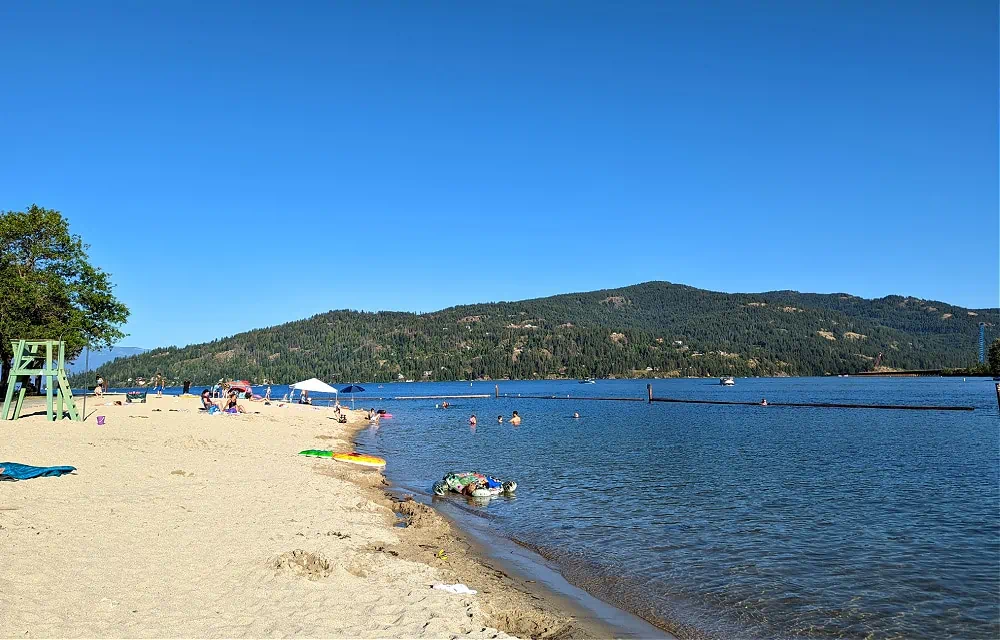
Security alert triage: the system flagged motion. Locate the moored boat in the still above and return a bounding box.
[720,376,735,386]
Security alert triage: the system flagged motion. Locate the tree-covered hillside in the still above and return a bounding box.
[73,282,998,387]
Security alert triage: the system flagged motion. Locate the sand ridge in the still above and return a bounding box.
[0,395,602,639]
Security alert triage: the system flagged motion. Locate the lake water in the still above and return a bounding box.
[344,378,999,639]
[96,377,999,638]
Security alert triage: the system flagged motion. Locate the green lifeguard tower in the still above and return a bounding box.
[1,340,80,421]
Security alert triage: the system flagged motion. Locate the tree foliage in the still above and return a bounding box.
[0,205,130,388]
[989,338,1000,376]
[71,281,997,387]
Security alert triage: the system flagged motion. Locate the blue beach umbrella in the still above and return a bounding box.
[340,385,365,407]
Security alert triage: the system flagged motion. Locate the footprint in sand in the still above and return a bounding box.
[272,549,333,580]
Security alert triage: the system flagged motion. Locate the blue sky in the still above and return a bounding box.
[2,1,997,348]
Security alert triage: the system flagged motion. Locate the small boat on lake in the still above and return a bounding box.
[579,377,596,384]
[720,376,735,386]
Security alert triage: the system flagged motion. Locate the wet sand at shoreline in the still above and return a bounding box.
[0,395,611,638]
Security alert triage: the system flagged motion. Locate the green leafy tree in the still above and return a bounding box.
[988,338,1000,376]
[0,205,130,391]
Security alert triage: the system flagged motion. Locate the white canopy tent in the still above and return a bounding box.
[288,378,338,403]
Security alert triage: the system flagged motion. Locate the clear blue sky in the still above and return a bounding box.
[2,1,997,348]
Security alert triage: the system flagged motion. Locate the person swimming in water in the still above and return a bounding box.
[497,415,503,423]
[469,415,477,426]
[509,411,521,425]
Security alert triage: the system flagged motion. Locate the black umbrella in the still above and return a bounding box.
[340,385,366,407]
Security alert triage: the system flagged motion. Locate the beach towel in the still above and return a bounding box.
[0,463,76,481]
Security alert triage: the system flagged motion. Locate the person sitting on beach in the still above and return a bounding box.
[299,390,311,405]
[224,390,247,414]
[338,413,348,424]
[510,411,521,425]
[469,415,477,426]
[201,389,220,413]
[95,375,105,397]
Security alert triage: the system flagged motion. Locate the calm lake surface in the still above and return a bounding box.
[346,378,999,639]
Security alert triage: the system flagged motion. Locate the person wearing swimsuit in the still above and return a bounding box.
[225,391,247,413]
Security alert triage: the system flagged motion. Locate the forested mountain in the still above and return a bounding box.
[66,346,148,374]
[72,282,998,387]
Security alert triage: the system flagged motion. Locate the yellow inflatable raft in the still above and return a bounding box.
[332,452,386,468]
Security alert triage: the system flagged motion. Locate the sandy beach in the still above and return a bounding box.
[0,394,609,639]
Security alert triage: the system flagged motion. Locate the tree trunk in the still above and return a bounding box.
[0,356,9,396]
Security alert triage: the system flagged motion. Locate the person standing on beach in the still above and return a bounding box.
[95,375,104,397]
[264,385,271,401]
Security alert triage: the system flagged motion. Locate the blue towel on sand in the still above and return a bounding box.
[0,463,76,481]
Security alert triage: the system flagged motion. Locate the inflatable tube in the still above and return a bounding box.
[471,487,502,497]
